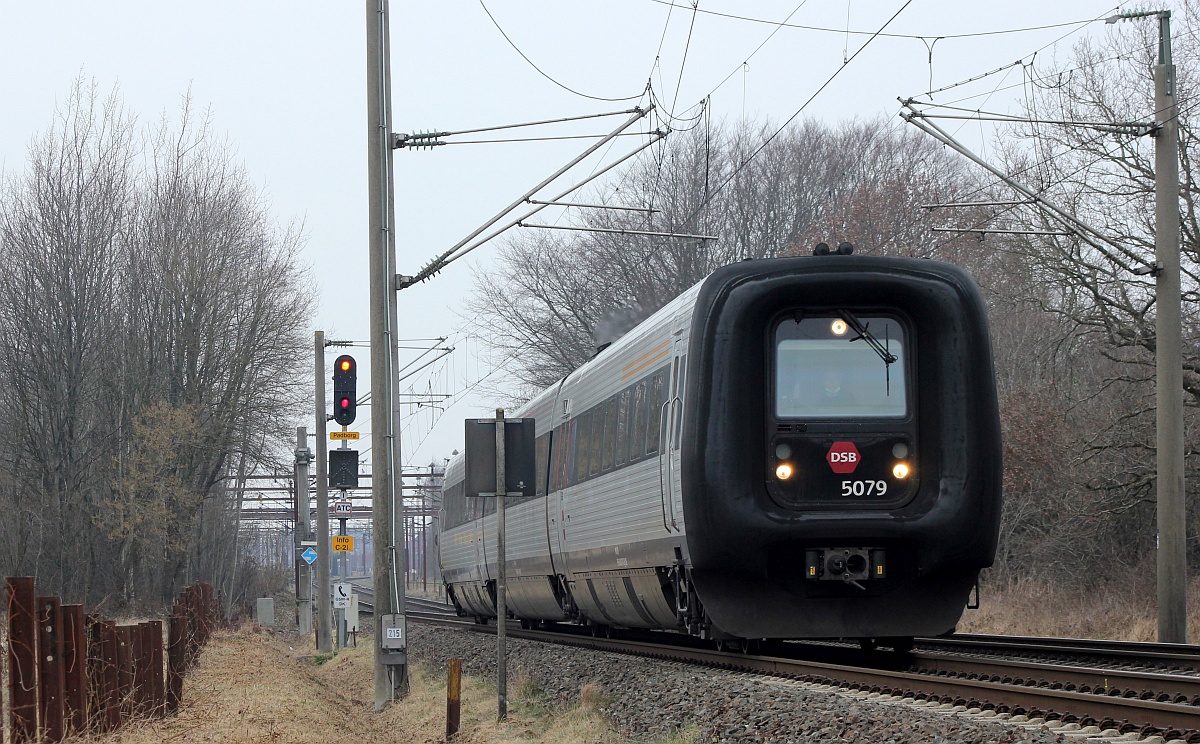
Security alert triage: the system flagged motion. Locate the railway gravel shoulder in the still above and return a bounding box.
[408,623,1070,743]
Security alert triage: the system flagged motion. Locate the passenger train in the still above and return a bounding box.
[438,248,1002,649]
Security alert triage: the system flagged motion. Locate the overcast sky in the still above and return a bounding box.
[0,1,1133,472]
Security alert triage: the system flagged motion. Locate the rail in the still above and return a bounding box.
[402,605,1200,740]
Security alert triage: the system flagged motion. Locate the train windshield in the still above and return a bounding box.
[775,316,907,418]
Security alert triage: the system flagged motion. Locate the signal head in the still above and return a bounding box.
[332,354,357,425]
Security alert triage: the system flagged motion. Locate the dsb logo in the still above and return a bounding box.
[826,442,861,474]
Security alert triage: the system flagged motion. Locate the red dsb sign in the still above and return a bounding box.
[826,441,861,474]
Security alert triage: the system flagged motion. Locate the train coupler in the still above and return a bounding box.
[804,548,886,583]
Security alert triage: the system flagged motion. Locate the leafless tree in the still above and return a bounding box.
[0,78,135,598]
[0,80,314,607]
[918,1,1200,578]
[471,116,971,393]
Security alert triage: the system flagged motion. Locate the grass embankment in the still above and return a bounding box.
[960,574,1200,641]
[66,625,628,743]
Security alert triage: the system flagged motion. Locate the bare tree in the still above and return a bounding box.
[470,116,973,393]
[0,78,135,598]
[0,80,315,607]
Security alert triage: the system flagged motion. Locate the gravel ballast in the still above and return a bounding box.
[408,624,1075,743]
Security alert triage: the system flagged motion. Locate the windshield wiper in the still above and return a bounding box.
[838,309,896,394]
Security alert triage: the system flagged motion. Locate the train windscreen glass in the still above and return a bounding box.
[775,316,907,418]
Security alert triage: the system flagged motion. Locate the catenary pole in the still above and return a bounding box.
[1153,11,1187,644]
[294,426,312,636]
[315,331,332,653]
[367,0,407,706]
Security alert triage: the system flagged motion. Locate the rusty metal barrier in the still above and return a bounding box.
[3,579,222,742]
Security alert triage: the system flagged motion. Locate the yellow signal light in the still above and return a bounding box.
[339,359,352,372]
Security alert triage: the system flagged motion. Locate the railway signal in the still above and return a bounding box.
[332,355,357,426]
[329,450,359,489]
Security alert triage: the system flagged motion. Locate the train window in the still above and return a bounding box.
[574,410,592,484]
[631,381,648,460]
[600,398,617,472]
[774,316,908,418]
[444,482,462,528]
[535,433,549,498]
[615,389,631,466]
[647,370,664,455]
[588,406,603,477]
[553,421,570,491]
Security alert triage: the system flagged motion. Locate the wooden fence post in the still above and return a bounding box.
[132,623,149,717]
[184,588,200,670]
[85,614,102,731]
[62,604,87,734]
[446,658,461,740]
[101,621,121,731]
[166,612,186,714]
[115,626,133,721]
[149,620,166,716]
[36,595,66,742]
[6,577,38,743]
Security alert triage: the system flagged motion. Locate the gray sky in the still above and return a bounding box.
[0,1,1129,470]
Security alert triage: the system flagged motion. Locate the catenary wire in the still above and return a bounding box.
[646,0,1100,40]
[680,0,913,224]
[668,1,702,119]
[477,0,645,102]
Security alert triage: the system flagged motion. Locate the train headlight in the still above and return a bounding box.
[830,319,848,336]
[892,462,911,479]
[775,463,794,480]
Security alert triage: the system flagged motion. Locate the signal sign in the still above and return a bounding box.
[329,450,359,489]
[332,500,353,517]
[333,535,354,552]
[826,441,861,474]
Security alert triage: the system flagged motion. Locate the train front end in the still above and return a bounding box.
[681,254,1002,641]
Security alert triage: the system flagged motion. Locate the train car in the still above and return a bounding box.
[439,250,1002,648]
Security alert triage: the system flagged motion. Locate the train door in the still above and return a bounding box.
[669,334,687,527]
[540,430,558,577]
[659,331,686,532]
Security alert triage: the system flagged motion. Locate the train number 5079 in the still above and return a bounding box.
[841,480,887,497]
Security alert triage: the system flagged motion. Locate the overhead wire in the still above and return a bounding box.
[477,0,646,102]
[922,76,1200,256]
[702,0,812,101]
[645,0,1102,41]
[680,0,914,224]
[668,1,702,118]
[917,3,1139,104]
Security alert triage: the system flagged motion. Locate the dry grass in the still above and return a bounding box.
[60,624,629,744]
[959,573,1200,641]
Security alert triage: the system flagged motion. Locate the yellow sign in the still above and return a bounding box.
[330,431,360,440]
[333,535,354,552]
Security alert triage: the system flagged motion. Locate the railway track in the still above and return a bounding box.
[343,580,454,617]
[334,585,1200,739]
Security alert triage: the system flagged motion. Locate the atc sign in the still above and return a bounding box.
[826,441,861,474]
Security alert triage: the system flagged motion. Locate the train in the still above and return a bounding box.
[438,248,1002,650]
